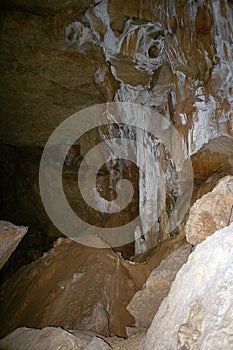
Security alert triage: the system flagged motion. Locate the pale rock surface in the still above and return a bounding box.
[186,175,233,245]
[84,337,112,350]
[0,326,147,350]
[142,223,233,350]
[0,221,28,270]
[127,244,192,327]
[0,327,90,350]
[108,330,145,350]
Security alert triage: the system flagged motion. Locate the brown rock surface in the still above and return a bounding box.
[1,0,233,261]
[186,176,233,245]
[0,232,188,339]
[0,221,28,270]
[127,244,192,328]
[0,237,148,339]
[191,136,233,203]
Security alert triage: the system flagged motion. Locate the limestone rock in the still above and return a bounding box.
[191,136,233,203]
[0,327,89,350]
[0,221,28,270]
[127,244,191,328]
[108,330,145,350]
[84,337,112,350]
[186,175,233,245]
[142,223,233,350]
[1,0,233,262]
[0,238,148,339]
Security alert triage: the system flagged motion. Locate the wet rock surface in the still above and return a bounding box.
[0,221,28,270]
[142,223,233,350]
[186,175,233,245]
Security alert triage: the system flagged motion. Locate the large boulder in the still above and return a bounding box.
[0,221,27,270]
[142,223,233,350]
[0,326,111,350]
[127,244,191,328]
[186,175,233,245]
[108,329,145,350]
[0,237,148,339]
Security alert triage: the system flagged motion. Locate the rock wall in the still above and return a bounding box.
[0,0,233,261]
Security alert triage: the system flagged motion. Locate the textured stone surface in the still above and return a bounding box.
[0,326,113,350]
[0,232,187,339]
[0,221,28,270]
[142,223,233,350]
[108,330,145,350]
[127,244,192,328]
[84,337,112,350]
[186,175,233,245]
[2,0,231,148]
[0,237,149,338]
[191,136,233,203]
[1,0,233,260]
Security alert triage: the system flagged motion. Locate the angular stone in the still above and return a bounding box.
[142,223,233,350]
[84,337,112,350]
[0,327,88,350]
[0,238,148,339]
[0,221,28,270]
[108,330,145,350]
[191,136,233,203]
[127,244,192,328]
[185,176,233,245]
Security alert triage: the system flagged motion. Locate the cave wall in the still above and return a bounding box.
[0,0,233,267]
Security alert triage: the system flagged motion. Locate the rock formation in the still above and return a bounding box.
[127,244,191,328]
[0,0,233,348]
[0,327,113,350]
[0,238,145,338]
[0,0,232,260]
[0,221,28,270]
[186,175,233,245]
[142,223,233,350]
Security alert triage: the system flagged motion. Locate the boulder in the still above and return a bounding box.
[0,237,148,338]
[108,330,145,350]
[127,244,191,327]
[0,221,28,270]
[142,223,233,350]
[84,337,112,350]
[0,326,110,350]
[186,176,233,245]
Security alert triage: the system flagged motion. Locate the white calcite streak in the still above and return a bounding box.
[65,0,233,253]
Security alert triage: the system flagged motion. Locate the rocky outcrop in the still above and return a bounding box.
[191,136,233,203]
[1,0,233,259]
[108,329,145,350]
[186,175,233,245]
[84,337,112,350]
[0,326,111,350]
[0,237,149,339]
[142,223,233,350]
[127,244,191,328]
[0,221,27,270]
[0,325,147,350]
[0,231,188,339]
